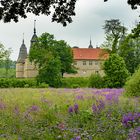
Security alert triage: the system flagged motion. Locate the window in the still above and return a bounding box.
[89,61,92,65]
[95,61,98,65]
[83,61,86,65]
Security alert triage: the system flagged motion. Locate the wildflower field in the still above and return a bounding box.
[0,88,140,140]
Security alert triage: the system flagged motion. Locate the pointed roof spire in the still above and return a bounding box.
[34,20,36,34]
[17,34,27,63]
[88,36,93,48]
[90,36,92,45]
[30,20,38,47]
[22,33,24,44]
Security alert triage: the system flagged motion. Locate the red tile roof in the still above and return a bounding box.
[72,48,109,60]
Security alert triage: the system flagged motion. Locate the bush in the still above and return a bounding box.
[38,83,49,88]
[61,77,89,88]
[103,53,130,88]
[88,74,104,88]
[124,67,140,97]
[0,78,37,88]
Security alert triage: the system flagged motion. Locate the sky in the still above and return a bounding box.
[0,0,140,61]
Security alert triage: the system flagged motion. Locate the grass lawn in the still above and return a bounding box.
[0,88,140,140]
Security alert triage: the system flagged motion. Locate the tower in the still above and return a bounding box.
[88,37,93,48]
[24,20,38,78]
[30,20,38,47]
[16,35,27,78]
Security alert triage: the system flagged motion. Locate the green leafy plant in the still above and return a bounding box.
[103,53,130,88]
[88,74,104,88]
[125,66,140,97]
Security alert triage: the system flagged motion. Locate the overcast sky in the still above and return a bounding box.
[0,0,140,60]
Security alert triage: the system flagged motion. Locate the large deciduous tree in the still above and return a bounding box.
[102,19,127,53]
[104,0,140,10]
[0,0,76,26]
[0,0,139,26]
[118,22,140,74]
[29,32,75,87]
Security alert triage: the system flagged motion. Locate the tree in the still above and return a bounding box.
[131,23,140,38]
[0,1,139,26]
[102,19,127,53]
[0,43,6,61]
[50,40,76,77]
[37,54,62,87]
[29,32,75,86]
[104,0,140,10]
[103,53,130,88]
[118,22,140,74]
[0,0,76,26]
[119,35,140,74]
[4,48,12,78]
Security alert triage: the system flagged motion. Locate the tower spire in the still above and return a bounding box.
[88,36,93,48]
[90,36,92,45]
[22,33,24,44]
[34,20,36,34]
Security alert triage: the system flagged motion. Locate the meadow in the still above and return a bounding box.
[0,88,140,140]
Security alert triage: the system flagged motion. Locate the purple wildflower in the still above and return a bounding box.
[29,105,39,112]
[92,99,105,113]
[76,95,84,100]
[74,104,79,113]
[0,101,6,110]
[98,99,105,110]
[128,127,140,140]
[136,127,140,134]
[122,112,140,128]
[14,106,20,115]
[75,136,81,140]
[92,104,98,113]
[68,106,73,113]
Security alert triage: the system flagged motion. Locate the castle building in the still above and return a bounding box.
[64,41,107,77]
[16,21,38,78]
[16,24,107,78]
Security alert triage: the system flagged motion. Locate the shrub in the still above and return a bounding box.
[125,67,140,97]
[88,74,104,88]
[0,78,37,88]
[61,77,89,88]
[103,53,130,88]
[38,83,49,88]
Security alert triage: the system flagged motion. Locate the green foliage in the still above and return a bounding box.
[102,19,127,53]
[0,1,76,26]
[125,67,140,97]
[61,77,89,88]
[103,53,130,88]
[51,40,75,77]
[37,83,49,88]
[37,55,62,88]
[0,78,37,88]
[88,74,104,88]
[119,28,140,74]
[0,68,15,78]
[29,32,76,87]
[0,43,6,61]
